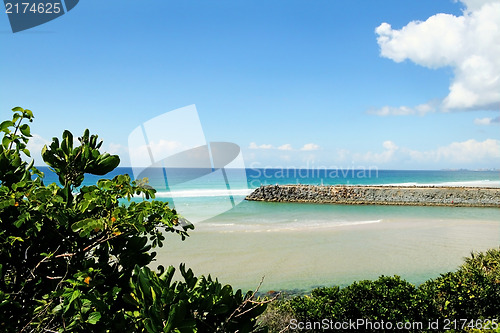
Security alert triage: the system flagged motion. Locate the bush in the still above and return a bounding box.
[276,276,419,332]
[286,286,343,323]
[340,275,419,324]
[262,249,500,332]
[420,248,500,322]
[0,107,266,332]
[257,297,295,333]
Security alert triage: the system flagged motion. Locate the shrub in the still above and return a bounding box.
[257,298,295,333]
[339,275,419,324]
[0,107,266,332]
[420,248,500,322]
[267,249,500,332]
[286,286,343,323]
[266,276,419,332]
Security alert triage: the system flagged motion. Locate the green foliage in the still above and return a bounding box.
[287,286,343,323]
[0,107,266,332]
[340,275,419,323]
[421,248,500,321]
[127,264,267,332]
[263,249,500,332]
[0,106,36,187]
[257,297,295,333]
[282,276,419,332]
[42,129,120,188]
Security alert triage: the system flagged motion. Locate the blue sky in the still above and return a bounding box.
[1,0,499,170]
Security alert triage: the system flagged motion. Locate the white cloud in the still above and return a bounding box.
[279,154,291,161]
[474,116,500,125]
[368,103,437,116]
[355,140,399,164]
[245,139,499,168]
[24,134,49,165]
[348,139,500,168]
[300,143,320,151]
[152,140,183,153]
[26,133,49,153]
[336,148,350,161]
[368,106,414,116]
[474,117,493,125]
[127,139,185,166]
[249,142,273,149]
[409,139,500,163]
[457,0,497,11]
[375,0,500,111]
[382,140,398,151]
[249,142,317,151]
[278,144,293,151]
[107,142,126,154]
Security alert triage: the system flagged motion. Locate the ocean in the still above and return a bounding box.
[40,167,500,292]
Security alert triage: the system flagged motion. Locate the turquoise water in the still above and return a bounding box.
[244,168,500,187]
[39,167,500,291]
[41,167,500,191]
[40,167,500,228]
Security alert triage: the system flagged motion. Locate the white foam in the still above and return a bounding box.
[197,219,382,232]
[438,180,500,187]
[153,188,253,198]
[382,180,500,188]
[343,219,382,226]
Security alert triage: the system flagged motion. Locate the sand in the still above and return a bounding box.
[154,215,500,292]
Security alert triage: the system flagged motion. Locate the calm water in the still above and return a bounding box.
[40,167,500,291]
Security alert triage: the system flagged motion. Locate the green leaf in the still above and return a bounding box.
[151,286,156,302]
[0,120,14,132]
[11,106,24,112]
[159,266,176,285]
[12,112,21,123]
[65,290,81,313]
[87,311,101,324]
[2,135,11,148]
[24,109,34,118]
[71,219,87,232]
[19,124,31,137]
[0,198,15,210]
[165,300,188,332]
[8,236,24,245]
[123,293,139,307]
[90,154,120,175]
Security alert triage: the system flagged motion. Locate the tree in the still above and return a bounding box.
[0,107,266,332]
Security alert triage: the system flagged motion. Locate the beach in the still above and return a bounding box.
[42,167,500,292]
[154,200,500,292]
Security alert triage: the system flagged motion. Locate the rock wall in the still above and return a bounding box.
[245,185,500,207]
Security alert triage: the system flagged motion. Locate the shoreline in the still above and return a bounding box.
[245,184,500,207]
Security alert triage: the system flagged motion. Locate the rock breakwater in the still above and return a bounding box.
[245,185,500,207]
